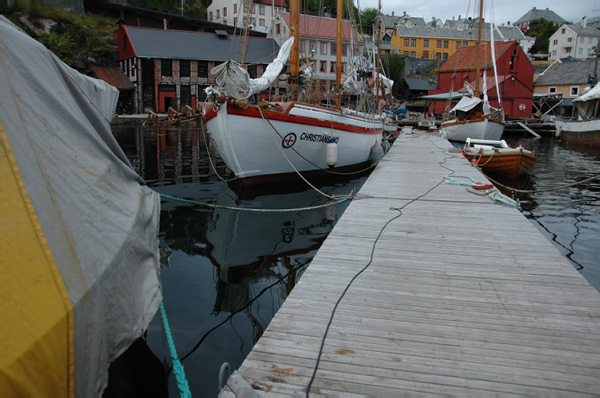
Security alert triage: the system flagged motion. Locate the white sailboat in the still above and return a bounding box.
[439,0,505,142]
[202,0,389,186]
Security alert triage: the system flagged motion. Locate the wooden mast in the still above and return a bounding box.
[474,0,483,98]
[289,0,299,92]
[375,0,381,108]
[335,0,342,109]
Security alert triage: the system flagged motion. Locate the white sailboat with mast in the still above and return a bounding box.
[202,0,388,186]
[439,0,505,142]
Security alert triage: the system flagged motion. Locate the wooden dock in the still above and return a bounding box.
[222,132,600,396]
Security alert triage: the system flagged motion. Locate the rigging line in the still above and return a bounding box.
[200,124,237,183]
[176,260,310,366]
[305,137,450,397]
[478,171,600,194]
[257,105,381,176]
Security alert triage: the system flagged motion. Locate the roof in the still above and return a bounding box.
[405,77,436,91]
[566,24,600,38]
[439,41,515,72]
[124,26,280,63]
[279,12,356,41]
[514,7,567,25]
[394,24,522,42]
[254,0,286,6]
[575,17,600,28]
[92,67,134,90]
[534,60,600,85]
[381,14,400,29]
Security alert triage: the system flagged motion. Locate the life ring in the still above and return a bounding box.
[472,182,494,190]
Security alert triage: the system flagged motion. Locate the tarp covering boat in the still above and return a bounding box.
[450,96,482,113]
[0,16,161,397]
[574,83,600,103]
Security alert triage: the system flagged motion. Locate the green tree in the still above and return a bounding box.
[526,18,559,55]
[358,7,378,35]
[380,53,404,97]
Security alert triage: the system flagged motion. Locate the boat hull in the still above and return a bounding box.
[203,102,383,183]
[440,117,504,142]
[555,119,600,146]
[463,148,536,178]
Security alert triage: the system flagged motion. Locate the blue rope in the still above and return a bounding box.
[159,193,351,212]
[159,302,192,398]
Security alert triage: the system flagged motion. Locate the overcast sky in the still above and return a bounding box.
[356,0,599,26]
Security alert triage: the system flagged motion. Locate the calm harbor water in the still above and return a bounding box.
[109,122,599,397]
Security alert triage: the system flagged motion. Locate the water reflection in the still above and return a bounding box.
[111,120,364,397]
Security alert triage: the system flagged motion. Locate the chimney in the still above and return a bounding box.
[583,17,587,29]
[403,11,406,17]
[392,11,394,16]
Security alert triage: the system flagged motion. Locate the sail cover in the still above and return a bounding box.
[0,16,161,397]
[450,96,482,113]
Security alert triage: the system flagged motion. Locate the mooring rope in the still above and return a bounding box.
[159,192,351,212]
[159,302,192,398]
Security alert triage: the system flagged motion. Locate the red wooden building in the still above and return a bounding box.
[428,40,534,119]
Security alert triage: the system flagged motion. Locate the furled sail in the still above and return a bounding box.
[209,37,294,100]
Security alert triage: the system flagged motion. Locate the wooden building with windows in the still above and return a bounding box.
[114,25,280,114]
[428,40,534,118]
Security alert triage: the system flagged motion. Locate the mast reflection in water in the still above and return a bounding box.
[111,122,367,397]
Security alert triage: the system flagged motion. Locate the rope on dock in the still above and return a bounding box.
[159,302,192,398]
[444,173,518,207]
[158,192,351,212]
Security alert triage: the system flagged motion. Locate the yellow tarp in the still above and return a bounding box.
[0,123,74,397]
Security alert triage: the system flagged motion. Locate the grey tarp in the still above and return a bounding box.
[0,16,161,396]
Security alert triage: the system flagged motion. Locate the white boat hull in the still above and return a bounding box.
[440,117,504,142]
[555,118,600,145]
[204,102,383,181]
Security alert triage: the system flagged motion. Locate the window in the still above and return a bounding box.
[234,17,238,27]
[216,9,220,18]
[553,39,558,45]
[436,52,441,59]
[423,51,429,59]
[250,17,255,24]
[247,65,257,78]
[309,41,316,53]
[259,5,265,15]
[209,12,212,21]
[161,59,172,77]
[180,85,191,106]
[549,86,557,93]
[342,44,347,56]
[407,51,414,57]
[443,53,448,60]
[580,37,585,43]
[443,40,449,48]
[320,42,327,55]
[259,19,265,26]
[561,28,565,34]
[276,23,280,35]
[590,37,594,44]
[424,39,429,47]
[330,43,336,55]
[552,49,557,56]
[300,40,305,54]
[404,51,409,56]
[566,48,572,53]
[456,41,461,49]
[320,60,327,73]
[437,40,442,48]
[198,61,208,78]
[234,4,237,13]
[404,38,409,46]
[463,41,468,47]
[330,61,336,73]
[180,60,190,77]
[411,39,416,46]
[341,63,346,74]
[223,7,227,17]
[579,48,583,54]
[571,86,579,96]
[567,37,573,42]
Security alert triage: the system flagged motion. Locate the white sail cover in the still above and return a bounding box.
[450,96,482,113]
[0,16,161,397]
[574,83,600,102]
[210,37,294,99]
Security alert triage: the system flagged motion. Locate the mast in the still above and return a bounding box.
[335,0,343,109]
[289,0,299,91]
[474,0,483,97]
[376,1,381,109]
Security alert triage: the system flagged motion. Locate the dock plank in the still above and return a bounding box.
[221,132,600,396]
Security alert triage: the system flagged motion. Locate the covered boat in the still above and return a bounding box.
[462,138,536,178]
[555,82,600,146]
[0,16,161,397]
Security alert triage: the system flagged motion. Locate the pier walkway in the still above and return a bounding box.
[223,132,600,396]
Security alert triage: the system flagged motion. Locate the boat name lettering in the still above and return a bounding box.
[297,218,334,235]
[299,133,339,144]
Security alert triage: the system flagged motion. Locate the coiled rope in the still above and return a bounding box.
[159,302,192,398]
[159,192,351,212]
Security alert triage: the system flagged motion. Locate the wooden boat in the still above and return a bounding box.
[438,0,505,142]
[462,138,536,178]
[555,82,600,146]
[201,0,390,186]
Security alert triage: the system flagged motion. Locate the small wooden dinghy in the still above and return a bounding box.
[462,138,536,179]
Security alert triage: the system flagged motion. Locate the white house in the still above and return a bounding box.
[207,0,286,33]
[549,23,600,61]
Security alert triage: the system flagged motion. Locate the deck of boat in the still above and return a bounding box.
[221,131,600,396]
